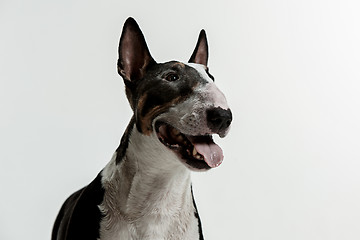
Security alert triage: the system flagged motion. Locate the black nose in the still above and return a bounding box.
[206,107,232,133]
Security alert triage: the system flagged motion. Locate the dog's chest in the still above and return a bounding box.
[99,212,200,240]
[98,154,201,240]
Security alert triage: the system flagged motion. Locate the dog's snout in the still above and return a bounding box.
[206,107,232,133]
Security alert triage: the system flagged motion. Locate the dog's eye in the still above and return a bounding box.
[165,73,179,81]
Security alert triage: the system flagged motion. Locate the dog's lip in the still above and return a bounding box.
[155,121,223,169]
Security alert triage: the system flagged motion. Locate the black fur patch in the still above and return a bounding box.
[131,61,209,134]
[52,172,105,240]
[205,68,215,81]
[191,185,204,240]
[115,116,135,164]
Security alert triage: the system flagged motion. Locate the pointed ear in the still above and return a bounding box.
[117,17,156,82]
[188,29,208,66]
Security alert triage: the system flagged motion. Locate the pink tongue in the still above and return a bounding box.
[188,136,224,168]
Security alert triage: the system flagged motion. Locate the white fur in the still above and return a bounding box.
[185,63,229,109]
[185,63,212,83]
[99,128,200,240]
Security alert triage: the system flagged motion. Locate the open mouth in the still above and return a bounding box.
[155,121,223,170]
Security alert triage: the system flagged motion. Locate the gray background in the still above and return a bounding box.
[1,0,360,239]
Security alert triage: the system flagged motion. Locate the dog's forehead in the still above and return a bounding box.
[184,63,213,83]
[153,61,187,73]
[150,61,213,83]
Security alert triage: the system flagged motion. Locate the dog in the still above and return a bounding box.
[51,17,232,240]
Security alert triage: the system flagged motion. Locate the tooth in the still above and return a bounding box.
[175,134,184,143]
[193,148,197,156]
[171,128,180,136]
[175,134,184,142]
[195,154,203,160]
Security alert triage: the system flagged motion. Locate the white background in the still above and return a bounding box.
[1,0,360,239]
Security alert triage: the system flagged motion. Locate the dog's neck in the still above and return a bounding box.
[100,118,197,237]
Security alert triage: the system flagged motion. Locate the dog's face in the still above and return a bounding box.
[117,18,232,171]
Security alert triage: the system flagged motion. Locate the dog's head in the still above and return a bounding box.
[117,18,232,171]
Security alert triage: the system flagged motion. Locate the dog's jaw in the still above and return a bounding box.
[154,121,223,171]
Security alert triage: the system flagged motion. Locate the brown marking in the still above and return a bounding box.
[125,87,135,110]
[138,96,182,135]
[172,62,185,68]
[136,93,148,118]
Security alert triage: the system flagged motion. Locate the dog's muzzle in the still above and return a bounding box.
[155,106,232,171]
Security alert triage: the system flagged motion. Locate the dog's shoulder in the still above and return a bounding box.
[52,172,105,240]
